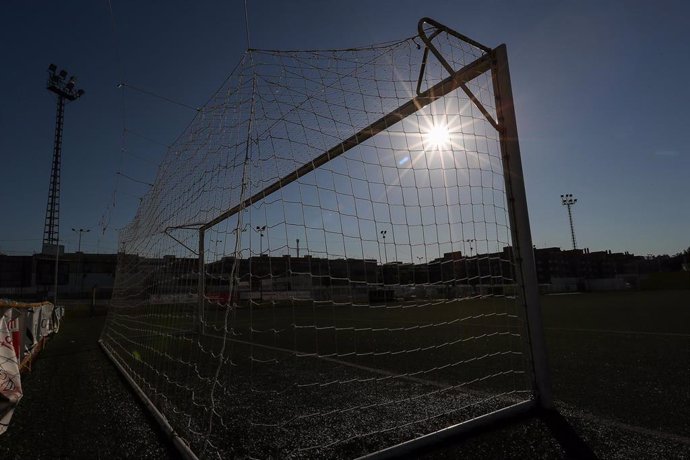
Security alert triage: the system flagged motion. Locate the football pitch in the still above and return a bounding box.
[105,288,690,456]
[540,289,690,438]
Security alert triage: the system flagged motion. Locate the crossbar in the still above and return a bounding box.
[200,52,492,231]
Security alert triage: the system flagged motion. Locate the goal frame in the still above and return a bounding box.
[104,16,554,459]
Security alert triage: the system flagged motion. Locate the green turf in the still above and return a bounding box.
[100,289,690,457]
[540,290,690,437]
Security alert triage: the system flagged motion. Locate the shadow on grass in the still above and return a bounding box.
[538,408,597,459]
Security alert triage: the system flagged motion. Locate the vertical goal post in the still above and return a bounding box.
[491,42,553,410]
[102,16,555,458]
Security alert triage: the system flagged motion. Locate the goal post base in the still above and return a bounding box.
[361,401,597,460]
[98,339,199,460]
[359,399,536,460]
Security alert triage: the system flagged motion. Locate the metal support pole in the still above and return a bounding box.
[560,194,578,250]
[43,95,65,249]
[491,44,553,409]
[99,341,199,460]
[567,205,576,250]
[43,66,83,254]
[52,242,60,306]
[198,229,205,335]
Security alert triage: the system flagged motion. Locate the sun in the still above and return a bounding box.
[425,123,451,150]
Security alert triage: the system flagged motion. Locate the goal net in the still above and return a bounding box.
[101,18,549,458]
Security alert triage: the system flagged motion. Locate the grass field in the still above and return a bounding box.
[101,289,690,457]
[540,290,690,438]
[105,293,531,456]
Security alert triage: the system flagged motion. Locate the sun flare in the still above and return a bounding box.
[425,124,451,150]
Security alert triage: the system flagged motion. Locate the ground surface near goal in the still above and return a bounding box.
[104,297,530,457]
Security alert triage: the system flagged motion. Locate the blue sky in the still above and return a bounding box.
[0,0,688,256]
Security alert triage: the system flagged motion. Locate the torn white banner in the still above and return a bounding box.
[0,310,22,435]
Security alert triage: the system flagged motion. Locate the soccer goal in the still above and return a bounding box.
[100,17,551,458]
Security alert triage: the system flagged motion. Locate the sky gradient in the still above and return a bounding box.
[1,0,688,256]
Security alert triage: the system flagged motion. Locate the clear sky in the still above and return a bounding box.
[1,0,688,257]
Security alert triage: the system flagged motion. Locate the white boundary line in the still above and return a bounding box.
[202,330,530,404]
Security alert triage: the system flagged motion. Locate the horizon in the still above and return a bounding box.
[2,243,685,261]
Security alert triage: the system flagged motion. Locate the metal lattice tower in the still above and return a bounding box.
[561,193,578,250]
[42,64,84,254]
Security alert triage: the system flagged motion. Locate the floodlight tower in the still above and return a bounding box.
[71,227,90,252]
[560,193,578,250]
[465,238,475,257]
[379,230,388,264]
[42,64,84,254]
[254,225,266,255]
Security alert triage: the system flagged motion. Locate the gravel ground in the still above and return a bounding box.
[421,402,690,459]
[2,301,689,459]
[0,308,179,460]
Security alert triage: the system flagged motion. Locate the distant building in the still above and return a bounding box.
[0,252,117,300]
[3,245,681,303]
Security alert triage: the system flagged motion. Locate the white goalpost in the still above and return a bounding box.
[100,17,551,458]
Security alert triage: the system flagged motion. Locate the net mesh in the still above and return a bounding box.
[102,26,533,458]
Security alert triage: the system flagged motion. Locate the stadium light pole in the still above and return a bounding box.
[560,194,578,250]
[45,64,84,306]
[255,225,266,256]
[379,230,388,264]
[71,227,89,295]
[43,64,84,254]
[465,238,475,257]
[254,225,267,300]
[71,228,90,252]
